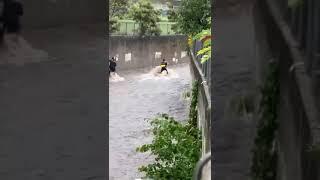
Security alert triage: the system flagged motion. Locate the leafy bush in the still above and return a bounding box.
[174,0,211,36]
[136,81,201,179]
[192,28,211,63]
[188,81,199,127]
[251,62,279,180]
[136,114,201,179]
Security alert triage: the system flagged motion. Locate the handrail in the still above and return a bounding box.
[193,152,211,180]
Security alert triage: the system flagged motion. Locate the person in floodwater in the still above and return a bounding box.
[160,59,168,74]
[109,57,117,76]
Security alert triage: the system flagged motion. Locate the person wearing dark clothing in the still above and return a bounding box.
[160,59,168,74]
[109,57,117,75]
[4,0,23,34]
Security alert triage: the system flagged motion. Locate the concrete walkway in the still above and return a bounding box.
[0,24,106,180]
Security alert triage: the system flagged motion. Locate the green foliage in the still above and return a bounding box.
[174,0,211,36]
[128,0,162,36]
[109,16,120,33]
[109,0,129,18]
[288,0,303,8]
[182,90,191,100]
[167,2,178,22]
[188,81,199,127]
[251,62,280,180]
[109,0,130,33]
[137,81,201,179]
[136,114,201,180]
[193,28,211,63]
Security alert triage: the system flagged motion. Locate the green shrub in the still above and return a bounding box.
[137,114,201,179]
[137,81,201,179]
[251,62,279,180]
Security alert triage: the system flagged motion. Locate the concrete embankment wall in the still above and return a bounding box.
[109,35,189,71]
[21,0,105,29]
[255,1,320,180]
[189,44,211,178]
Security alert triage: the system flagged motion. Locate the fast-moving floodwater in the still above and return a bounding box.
[109,64,191,179]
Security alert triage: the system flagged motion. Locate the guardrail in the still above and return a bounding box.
[193,152,211,180]
[192,40,212,92]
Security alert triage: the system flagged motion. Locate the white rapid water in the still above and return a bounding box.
[109,72,125,82]
[138,66,179,81]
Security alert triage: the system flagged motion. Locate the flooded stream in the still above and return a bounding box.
[109,64,191,179]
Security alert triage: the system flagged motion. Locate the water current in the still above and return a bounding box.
[109,63,191,179]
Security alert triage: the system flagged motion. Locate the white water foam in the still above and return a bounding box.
[138,66,179,81]
[109,72,125,82]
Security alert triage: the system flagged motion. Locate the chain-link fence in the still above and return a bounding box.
[274,0,320,75]
[111,20,178,36]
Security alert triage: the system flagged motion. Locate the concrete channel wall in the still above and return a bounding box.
[255,1,320,180]
[21,0,105,29]
[189,45,211,179]
[109,35,189,71]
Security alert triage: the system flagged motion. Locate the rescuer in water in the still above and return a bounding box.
[160,59,168,74]
[109,57,117,75]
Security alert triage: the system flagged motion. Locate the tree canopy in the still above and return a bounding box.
[173,0,211,36]
[128,0,161,36]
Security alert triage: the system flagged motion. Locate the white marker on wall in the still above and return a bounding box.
[172,57,179,63]
[174,52,177,57]
[181,51,187,58]
[125,53,132,62]
[155,52,162,59]
[115,54,119,61]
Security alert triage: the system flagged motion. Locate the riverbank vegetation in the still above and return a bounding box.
[251,61,280,180]
[136,81,201,179]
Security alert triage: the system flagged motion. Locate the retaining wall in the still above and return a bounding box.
[109,35,189,71]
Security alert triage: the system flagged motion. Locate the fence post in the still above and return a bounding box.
[313,0,320,75]
[133,23,135,36]
[306,0,315,74]
[125,22,128,35]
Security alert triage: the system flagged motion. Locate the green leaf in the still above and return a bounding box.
[196,47,211,56]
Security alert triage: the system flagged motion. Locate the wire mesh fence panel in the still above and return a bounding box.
[112,20,179,36]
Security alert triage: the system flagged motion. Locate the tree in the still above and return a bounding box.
[129,0,161,36]
[174,0,211,36]
[109,0,129,33]
[109,0,128,17]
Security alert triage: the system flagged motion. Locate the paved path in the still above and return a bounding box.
[0,24,106,180]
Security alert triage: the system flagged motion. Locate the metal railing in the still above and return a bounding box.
[193,40,212,91]
[272,0,320,75]
[111,20,178,36]
[193,152,211,180]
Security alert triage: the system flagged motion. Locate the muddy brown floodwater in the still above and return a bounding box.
[109,64,191,179]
